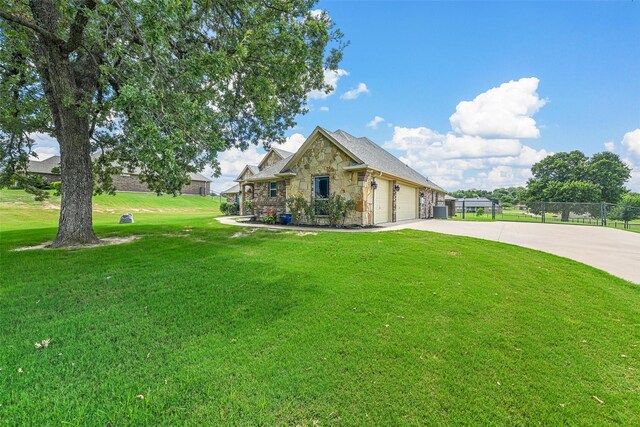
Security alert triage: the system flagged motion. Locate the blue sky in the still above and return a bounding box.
[32,1,640,193]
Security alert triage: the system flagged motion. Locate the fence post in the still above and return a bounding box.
[492,202,496,220]
[602,203,607,227]
[541,202,545,223]
[462,200,465,219]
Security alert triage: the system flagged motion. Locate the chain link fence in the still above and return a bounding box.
[455,201,640,232]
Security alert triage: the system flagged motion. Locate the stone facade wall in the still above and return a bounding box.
[420,188,446,219]
[225,193,237,204]
[259,151,282,170]
[287,135,366,225]
[253,180,287,217]
[180,180,210,196]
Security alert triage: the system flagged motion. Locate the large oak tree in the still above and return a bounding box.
[0,0,344,246]
[524,150,631,221]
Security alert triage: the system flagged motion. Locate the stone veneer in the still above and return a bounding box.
[287,135,367,225]
[252,180,287,217]
[240,134,447,225]
[259,150,284,169]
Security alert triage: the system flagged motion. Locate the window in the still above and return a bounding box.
[269,182,278,197]
[314,176,329,199]
[314,176,329,215]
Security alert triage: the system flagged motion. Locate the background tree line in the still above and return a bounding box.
[451,150,639,222]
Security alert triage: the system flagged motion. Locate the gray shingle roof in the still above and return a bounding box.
[188,172,212,182]
[323,128,445,192]
[250,156,291,180]
[271,147,293,159]
[221,183,240,194]
[28,155,210,182]
[27,155,61,174]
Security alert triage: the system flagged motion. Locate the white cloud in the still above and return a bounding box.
[366,116,385,129]
[604,141,615,152]
[621,128,640,157]
[449,77,547,139]
[217,146,263,178]
[308,69,349,100]
[309,9,324,19]
[383,77,551,190]
[319,106,330,112]
[29,132,59,159]
[341,83,369,100]
[275,133,306,153]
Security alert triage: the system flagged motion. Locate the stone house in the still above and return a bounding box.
[225,127,446,225]
[28,155,212,195]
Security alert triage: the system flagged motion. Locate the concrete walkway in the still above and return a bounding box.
[216,217,640,283]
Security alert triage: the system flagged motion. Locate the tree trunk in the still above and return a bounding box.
[51,114,99,247]
[27,2,100,247]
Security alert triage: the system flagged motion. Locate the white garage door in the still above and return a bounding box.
[374,178,391,224]
[396,184,418,221]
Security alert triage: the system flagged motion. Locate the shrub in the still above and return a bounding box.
[263,209,278,224]
[51,181,62,196]
[476,207,485,216]
[286,197,307,225]
[220,201,238,215]
[326,193,356,226]
[16,174,51,190]
[243,199,255,214]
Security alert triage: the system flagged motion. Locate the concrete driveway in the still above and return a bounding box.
[384,220,640,284]
[217,217,640,283]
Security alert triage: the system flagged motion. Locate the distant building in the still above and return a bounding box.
[455,197,501,214]
[27,155,211,196]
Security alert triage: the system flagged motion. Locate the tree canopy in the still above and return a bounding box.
[524,150,630,204]
[0,0,345,246]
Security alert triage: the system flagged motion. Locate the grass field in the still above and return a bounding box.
[1,189,639,425]
[451,209,640,233]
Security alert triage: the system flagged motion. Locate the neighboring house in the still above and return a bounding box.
[230,126,446,225]
[221,183,240,204]
[27,155,212,195]
[455,197,501,214]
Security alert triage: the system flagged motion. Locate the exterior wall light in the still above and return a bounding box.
[394,184,400,192]
[371,179,378,190]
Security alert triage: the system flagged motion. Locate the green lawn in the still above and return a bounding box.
[451,209,640,233]
[1,190,639,425]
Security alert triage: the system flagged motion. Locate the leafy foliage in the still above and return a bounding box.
[219,201,238,216]
[608,192,640,224]
[286,196,307,225]
[262,209,278,225]
[524,150,630,204]
[243,199,255,214]
[0,0,345,243]
[449,187,526,205]
[51,180,61,196]
[325,193,356,226]
[475,207,484,217]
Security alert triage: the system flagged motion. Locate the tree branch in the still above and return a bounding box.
[0,10,64,45]
[65,0,97,53]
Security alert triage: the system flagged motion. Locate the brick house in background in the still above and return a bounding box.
[27,155,212,195]
[222,127,446,225]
